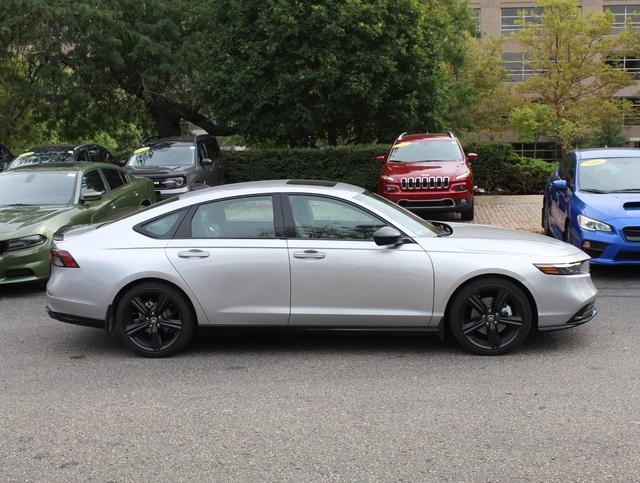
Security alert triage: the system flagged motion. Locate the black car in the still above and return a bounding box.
[0,144,14,172]
[7,144,116,170]
[125,135,224,199]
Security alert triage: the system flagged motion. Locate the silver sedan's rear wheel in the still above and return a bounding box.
[115,282,194,357]
[449,278,533,355]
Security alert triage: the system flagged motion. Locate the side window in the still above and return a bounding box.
[204,140,220,159]
[87,147,102,162]
[81,170,106,195]
[77,150,91,162]
[101,148,112,162]
[137,210,186,239]
[289,195,386,240]
[191,196,275,238]
[559,154,575,184]
[102,168,125,190]
[197,143,207,164]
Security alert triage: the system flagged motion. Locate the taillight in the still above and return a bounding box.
[50,249,79,268]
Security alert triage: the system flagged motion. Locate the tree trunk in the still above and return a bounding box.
[149,95,181,137]
[327,126,338,147]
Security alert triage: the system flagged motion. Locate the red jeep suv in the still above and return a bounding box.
[376,132,476,220]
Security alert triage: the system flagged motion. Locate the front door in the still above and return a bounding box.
[165,194,290,325]
[285,194,434,326]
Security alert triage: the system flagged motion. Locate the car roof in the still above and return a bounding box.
[177,179,365,203]
[398,133,457,142]
[574,148,640,159]
[9,162,116,172]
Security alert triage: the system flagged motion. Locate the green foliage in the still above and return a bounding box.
[466,142,555,194]
[194,0,475,146]
[515,0,634,150]
[224,145,388,191]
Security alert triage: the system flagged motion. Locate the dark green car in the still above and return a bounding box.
[0,163,155,285]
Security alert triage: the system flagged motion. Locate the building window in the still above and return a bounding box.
[604,5,640,34]
[511,143,560,162]
[473,8,481,33]
[606,56,640,79]
[502,52,537,81]
[622,98,640,126]
[501,7,543,36]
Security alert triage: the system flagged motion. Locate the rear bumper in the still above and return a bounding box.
[46,306,105,329]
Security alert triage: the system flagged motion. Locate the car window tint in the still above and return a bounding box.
[139,210,185,238]
[197,143,207,163]
[102,168,125,190]
[77,150,91,162]
[289,195,386,240]
[191,196,275,238]
[81,170,106,195]
[88,147,102,162]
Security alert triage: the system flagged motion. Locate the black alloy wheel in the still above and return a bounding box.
[449,278,533,355]
[115,282,195,357]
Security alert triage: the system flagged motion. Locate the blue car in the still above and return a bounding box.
[543,148,640,265]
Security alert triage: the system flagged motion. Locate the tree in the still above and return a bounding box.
[515,0,636,150]
[510,104,554,157]
[0,1,232,148]
[192,0,475,146]
[459,37,524,141]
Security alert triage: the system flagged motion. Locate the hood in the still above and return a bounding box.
[127,165,196,176]
[576,192,640,221]
[425,223,585,258]
[0,205,75,238]
[383,161,468,178]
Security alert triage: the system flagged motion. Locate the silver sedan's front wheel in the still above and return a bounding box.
[449,278,533,355]
[115,282,195,357]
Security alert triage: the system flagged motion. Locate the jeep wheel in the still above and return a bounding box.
[460,204,474,221]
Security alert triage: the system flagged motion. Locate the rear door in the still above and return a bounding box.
[100,167,141,216]
[165,194,290,325]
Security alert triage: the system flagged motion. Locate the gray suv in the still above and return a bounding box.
[125,135,224,199]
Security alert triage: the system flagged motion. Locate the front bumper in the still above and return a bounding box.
[155,186,190,200]
[571,222,640,265]
[537,302,597,331]
[0,240,51,284]
[380,190,473,212]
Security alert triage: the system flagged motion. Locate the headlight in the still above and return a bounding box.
[577,215,612,232]
[455,171,471,180]
[380,175,395,182]
[160,177,186,189]
[535,260,590,275]
[4,234,47,252]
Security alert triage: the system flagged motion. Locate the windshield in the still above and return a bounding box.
[10,150,74,169]
[356,191,440,237]
[126,145,195,168]
[389,140,463,163]
[579,157,640,192]
[0,171,77,206]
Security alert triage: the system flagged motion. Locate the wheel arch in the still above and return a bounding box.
[443,273,539,330]
[107,277,200,334]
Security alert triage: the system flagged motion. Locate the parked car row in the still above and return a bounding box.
[0,136,226,285]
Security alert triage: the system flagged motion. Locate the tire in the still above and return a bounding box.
[460,204,474,221]
[448,277,533,355]
[562,220,571,244]
[542,205,551,236]
[115,282,195,357]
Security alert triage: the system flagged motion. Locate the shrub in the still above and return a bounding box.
[466,142,555,194]
[224,145,389,192]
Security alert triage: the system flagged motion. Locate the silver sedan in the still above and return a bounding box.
[46,180,597,357]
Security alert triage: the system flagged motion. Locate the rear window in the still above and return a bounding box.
[136,209,187,238]
[389,140,463,163]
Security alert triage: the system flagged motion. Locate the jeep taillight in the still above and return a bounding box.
[50,249,79,268]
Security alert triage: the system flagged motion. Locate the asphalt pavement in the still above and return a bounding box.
[0,265,639,481]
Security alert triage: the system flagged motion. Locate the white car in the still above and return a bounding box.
[46,180,597,357]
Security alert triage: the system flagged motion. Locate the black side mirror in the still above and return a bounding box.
[81,191,103,203]
[201,158,213,166]
[373,226,403,246]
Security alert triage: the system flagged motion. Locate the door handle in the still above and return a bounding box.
[293,250,326,260]
[177,249,211,259]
